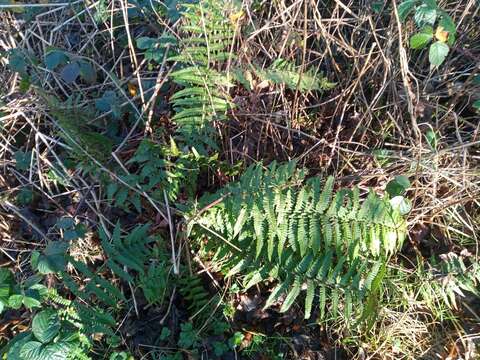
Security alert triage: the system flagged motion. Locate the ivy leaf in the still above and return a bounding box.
[32,309,61,343]
[429,41,449,67]
[386,175,410,197]
[60,62,80,84]
[409,30,433,49]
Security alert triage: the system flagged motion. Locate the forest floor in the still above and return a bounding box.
[0,0,480,359]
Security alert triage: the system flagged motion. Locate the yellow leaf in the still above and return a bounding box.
[229,10,244,26]
[127,82,137,97]
[435,26,449,43]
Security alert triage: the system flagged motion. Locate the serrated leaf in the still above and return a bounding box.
[20,341,44,360]
[8,294,23,309]
[398,0,417,22]
[23,296,41,309]
[429,41,449,67]
[439,14,456,45]
[409,32,433,49]
[32,309,60,343]
[7,332,33,360]
[34,242,68,274]
[414,4,437,26]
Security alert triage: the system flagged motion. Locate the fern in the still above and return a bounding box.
[191,162,407,321]
[178,274,212,323]
[169,0,237,140]
[252,58,335,92]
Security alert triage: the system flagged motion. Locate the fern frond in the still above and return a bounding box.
[252,58,336,92]
[192,162,408,322]
[170,0,237,140]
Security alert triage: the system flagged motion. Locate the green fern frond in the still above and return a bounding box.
[170,0,237,139]
[252,58,336,92]
[191,162,407,322]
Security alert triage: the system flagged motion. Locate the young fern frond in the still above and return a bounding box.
[170,0,237,140]
[191,162,407,321]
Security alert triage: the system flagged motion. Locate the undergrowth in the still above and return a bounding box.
[0,0,479,359]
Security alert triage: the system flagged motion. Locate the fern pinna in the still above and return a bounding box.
[191,162,407,321]
[169,0,236,139]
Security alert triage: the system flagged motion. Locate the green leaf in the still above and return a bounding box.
[473,100,480,112]
[34,242,68,274]
[409,31,433,49]
[386,175,410,197]
[429,41,449,67]
[56,217,74,229]
[14,150,32,171]
[23,296,42,309]
[8,49,28,75]
[63,229,79,241]
[95,90,122,118]
[414,4,437,26]
[137,37,156,50]
[60,62,80,84]
[7,332,34,360]
[304,280,315,319]
[0,284,10,303]
[32,309,61,343]
[8,294,23,309]
[280,279,301,313]
[439,14,456,45]
[0,267,13,283]
[398,0,417,22]
[44,50,67,71]
[20,341,44,360]
[79,61,97,84]
[371,1,384,13]
[425,129,438,149]
[390,196,412,215]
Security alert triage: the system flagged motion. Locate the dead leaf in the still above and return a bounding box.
[128,82,137,97]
